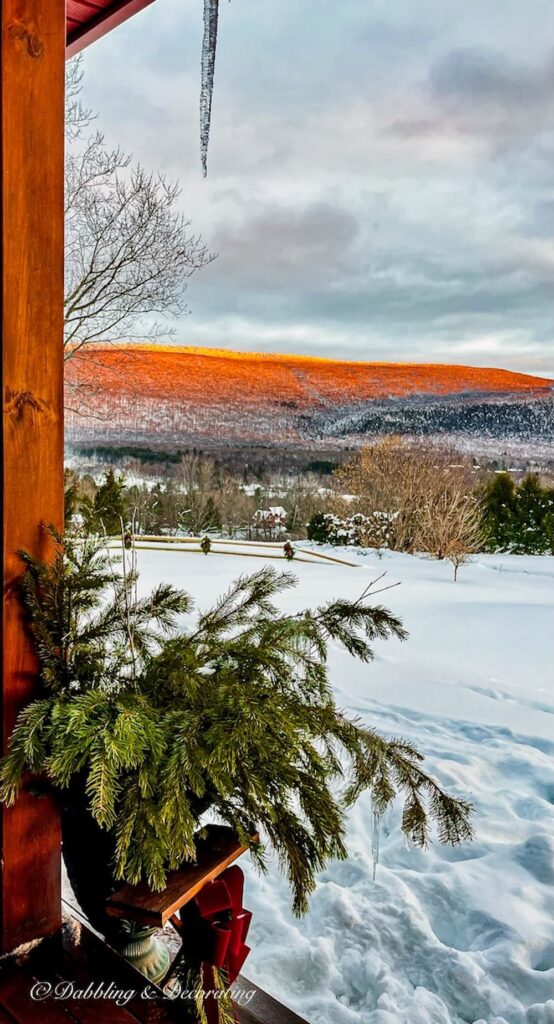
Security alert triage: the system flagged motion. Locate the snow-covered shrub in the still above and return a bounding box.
[308,511,398,549]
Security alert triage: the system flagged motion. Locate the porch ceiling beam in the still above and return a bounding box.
[66,0,157,58]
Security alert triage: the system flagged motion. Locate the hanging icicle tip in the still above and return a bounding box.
[200,0,220,177]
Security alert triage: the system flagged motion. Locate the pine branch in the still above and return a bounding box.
[0,540,474,914]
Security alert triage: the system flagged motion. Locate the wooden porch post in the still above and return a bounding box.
[1,0,65,951]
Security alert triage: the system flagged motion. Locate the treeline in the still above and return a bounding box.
[64,455,326,539]
[306,439,553,560]
[69,444,342,479]
[75,445,183,465]
[65,439,554,559]
[482,472,554,554]
[313,395,554,444]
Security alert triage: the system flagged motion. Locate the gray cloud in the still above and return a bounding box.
[426,47,554,152]
[79,0,554,377]
[211,203,360,288]
[386,46,554,158]
[431,48,554,107]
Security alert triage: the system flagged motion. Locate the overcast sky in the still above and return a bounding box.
[80,0,554,375]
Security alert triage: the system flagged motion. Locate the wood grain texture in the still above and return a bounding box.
[236,977,311,1024]
[60,920,183,1023]
[1,0,65,951]
[107,826,254,927]
[0,918,184,1023]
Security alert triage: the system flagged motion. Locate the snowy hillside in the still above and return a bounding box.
[65,346,554,459]
[135,545,554,1024]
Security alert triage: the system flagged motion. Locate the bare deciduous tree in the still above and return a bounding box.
[64,58,213,366]
[177,454,219,535]
[445,540,472,582]
[282,475,326,539]
[419,488,483,564]
[334,438,480,555]
[65,57,94,140]
[217,474,255,538]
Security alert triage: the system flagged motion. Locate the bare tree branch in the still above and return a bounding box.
[64,60,215,371]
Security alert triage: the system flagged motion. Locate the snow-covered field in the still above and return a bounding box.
[136,544,554,1024]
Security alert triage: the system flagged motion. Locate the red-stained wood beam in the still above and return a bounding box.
[66,0,157,58]
[1,0,65,951]
[106,825,255,927]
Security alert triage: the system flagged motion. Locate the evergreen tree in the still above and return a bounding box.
[547,487,554,554]
[482,473,516,552]
[307,511,332,543]
[512,474,553,555]
[483,472,554,555]
[148,483,167,534]
[204,495,222,533]
[64,477,80,530]
[0,533,473,915]
[84,469,127,536]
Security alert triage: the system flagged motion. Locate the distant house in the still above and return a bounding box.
[252,506,288,538]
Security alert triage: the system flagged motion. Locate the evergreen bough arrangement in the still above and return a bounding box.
[0,532,473,916]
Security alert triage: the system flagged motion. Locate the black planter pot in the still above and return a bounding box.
[61,782,121,940]
[61,775,214,984]
[61,783,171,982]
[61,775,212,934]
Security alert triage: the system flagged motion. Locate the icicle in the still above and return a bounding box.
[371,803,381,881]
[200,0,220,177]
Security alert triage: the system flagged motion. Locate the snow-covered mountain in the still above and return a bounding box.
[65,345,554,458]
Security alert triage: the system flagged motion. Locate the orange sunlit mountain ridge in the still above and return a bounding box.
[65,345,554,456]
[66,344,552,403]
